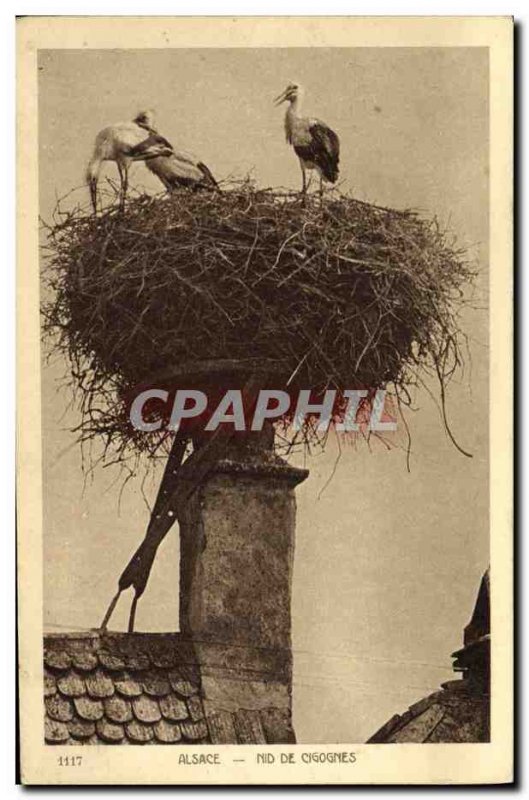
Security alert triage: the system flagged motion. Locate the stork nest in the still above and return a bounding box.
[42,181,475,467]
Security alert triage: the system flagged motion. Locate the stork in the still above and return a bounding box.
[144,150,218,192]
[127,111,218,191]
[274,83,340,197]
[86,110,174,212]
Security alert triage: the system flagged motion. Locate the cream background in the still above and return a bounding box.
[39,46,488,744]
[17,16,512,784]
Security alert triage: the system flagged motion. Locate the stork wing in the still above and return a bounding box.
[146,153,218,190]
[196,161,219,188]
[170,148,201,166]
[294,121,340,183]
[311,121,340,159]
[160,149,218,184]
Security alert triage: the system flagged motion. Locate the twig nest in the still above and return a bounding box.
[42,183,473,462]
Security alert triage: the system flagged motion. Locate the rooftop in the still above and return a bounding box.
[43,631,295,746]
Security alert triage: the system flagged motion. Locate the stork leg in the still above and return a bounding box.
[319,175,324,202]
[89,178,98,214]
[117,162,129,211]
[116,162,124,210]
[128,592,139,633]
[100,588,122,631]
[122,166,129,208]
[87,158,101,214]
[300,162,307,203]
[100,587,140,634]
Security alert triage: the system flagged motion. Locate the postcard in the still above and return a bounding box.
[17,15,513,785]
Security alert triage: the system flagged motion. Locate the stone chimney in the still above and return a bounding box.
[178,424,308,741]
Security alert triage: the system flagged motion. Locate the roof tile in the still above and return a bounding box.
[43,633,292,746]
[68,719,96,740]
[99,651,126,671]
[125,653,151,670]
[181,719,208,741]
[45,694,74,723]
[44,674,57,697]
[45,718,70,744]
[85,671,115,699]
[45,650,72,672]
[366,714,403,744]
[104,695,133,724]
[114,678,143,698]
[206,710,238,744]
[132,695,162,724]
[125,720,154,744]
[159,694,188,722]
[57,673,86,698]
[186,694,205,722]
[72,653,98,672]
[96,718,125,743]
[74,696,104,721]
[389,705,445,743]
[154,719,182,743]
[168,673,197,697]
[408,694,439,718]
[152,653,176,669]
[142,675,171,697]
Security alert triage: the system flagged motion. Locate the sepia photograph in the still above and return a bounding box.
[17,16,513,785]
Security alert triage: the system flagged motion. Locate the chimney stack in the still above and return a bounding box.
[178,424,308,741]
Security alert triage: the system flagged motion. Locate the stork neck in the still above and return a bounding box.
[86,156,101,181]
[136,120,158,135]
[285,99,302,143]
[288,95,302,117]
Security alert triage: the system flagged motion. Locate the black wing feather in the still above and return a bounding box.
[196,161,219,188]
[146,155,219,192]
[127,134,174,159]
[293,122,340,183]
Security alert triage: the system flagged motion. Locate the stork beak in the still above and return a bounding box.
[273,89,288,106]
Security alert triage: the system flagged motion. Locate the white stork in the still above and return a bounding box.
[144,149,218,192]
[86,110,174,212]
[274,83,340,197]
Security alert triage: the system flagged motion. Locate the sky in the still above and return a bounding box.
[39,46,489,743]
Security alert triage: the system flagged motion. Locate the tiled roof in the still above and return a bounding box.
[366,679,489,744]
[44,632,294,745]
[44,632,207,745]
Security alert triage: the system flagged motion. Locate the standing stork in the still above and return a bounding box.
[86,110,174,212]
[274,83,340,197]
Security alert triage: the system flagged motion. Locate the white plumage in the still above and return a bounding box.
[86,110,173,212]
[274,83,340,196]
[87,110,218,211]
